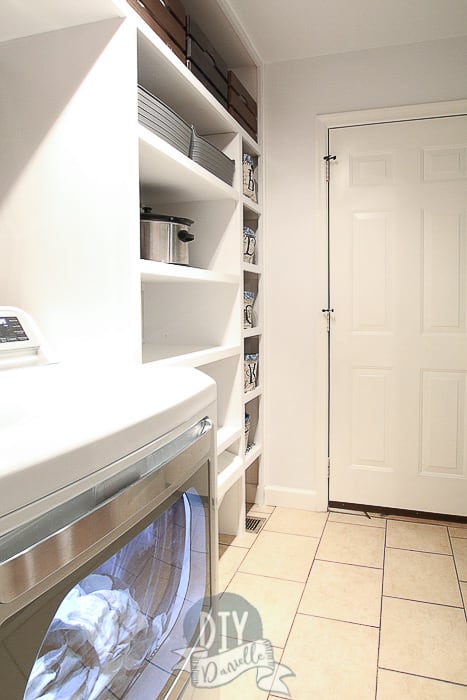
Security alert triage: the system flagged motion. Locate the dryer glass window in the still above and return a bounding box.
[23,475,211,700]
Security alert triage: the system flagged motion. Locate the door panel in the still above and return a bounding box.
[351,368,395,471]
[329,116,467,515]
[422,210,465,332]
[421,370,466,477]
[352,212,391,331]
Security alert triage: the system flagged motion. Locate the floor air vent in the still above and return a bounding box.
[245,516,267,534]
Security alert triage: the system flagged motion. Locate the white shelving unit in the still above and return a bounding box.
[244,385,262,403]
[142,343,241,367]
[244,326,263,338]
[0,0,264,538]
[243,196,262,216]
[217,426,244,455]
[242,139,264,510]
[139,260,239,285]
[138,126,239,202]
[218,452,245,502]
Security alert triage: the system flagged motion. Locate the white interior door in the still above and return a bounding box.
[329,115,467,515]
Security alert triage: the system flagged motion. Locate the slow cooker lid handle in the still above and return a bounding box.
[178,230,195,243]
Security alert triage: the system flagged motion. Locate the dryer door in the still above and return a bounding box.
[0,418,215,700]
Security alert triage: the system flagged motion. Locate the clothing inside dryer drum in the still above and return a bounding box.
[23,488,208,700]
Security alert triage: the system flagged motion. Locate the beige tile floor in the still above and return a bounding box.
[213,505,467,699]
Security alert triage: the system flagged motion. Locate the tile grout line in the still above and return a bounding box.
[266,643,288,700]
[314,556,384,570]
[221,507,467,698]
[218,546,250,597]
[297,610,380,629]
[385,515,467,528]
[296,510,331,605]
[219,503,276,593]
[236,570,316,585]
[256,511,331,700]
[260,528,323,540]
[385,544,452,556]
[327,518,386,530]
[236,513,327,582]
[382,593,464,611]
[375,516,388,700]
[378,665,467,689]
[267,511,332,699]
[447,527,467,623]
[330,510,467,529]
[327,517,386,528]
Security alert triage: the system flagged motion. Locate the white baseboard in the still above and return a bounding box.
[264,485,327,511]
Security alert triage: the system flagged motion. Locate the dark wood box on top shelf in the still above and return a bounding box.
[228,71,258,141]
[186,16,228,109]
[127,0,186,63]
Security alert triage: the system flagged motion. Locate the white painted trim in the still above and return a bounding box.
[264,485,327,511]
[313,116,331,517]
[216,0,263,67]
[313,98,467,512]
[318,99,467,129]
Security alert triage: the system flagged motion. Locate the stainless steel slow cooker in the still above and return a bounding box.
[140,208,194,265]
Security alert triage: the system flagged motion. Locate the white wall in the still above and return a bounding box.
[263,35,467,509]
[0,19,141,367]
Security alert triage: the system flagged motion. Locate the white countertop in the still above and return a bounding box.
[0,362,216,523]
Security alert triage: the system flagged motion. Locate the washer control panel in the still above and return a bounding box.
[0,316,29,344]
[0,307,55,368]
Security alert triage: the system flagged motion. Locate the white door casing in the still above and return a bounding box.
[328,114,467,515]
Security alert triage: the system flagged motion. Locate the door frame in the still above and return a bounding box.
[313,99,467,511]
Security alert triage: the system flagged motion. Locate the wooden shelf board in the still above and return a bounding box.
[0,0,261,142]
[183,0,259,69]
[137,25,257,142]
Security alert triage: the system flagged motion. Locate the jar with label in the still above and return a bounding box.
[244,291,256,329]
[244,353,259,392]
[243,226,256,264]
[242,154,258,203]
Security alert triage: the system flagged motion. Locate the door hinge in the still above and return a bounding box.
[323,154,336,182]
[327,457,331,477]
[321,307,334,332]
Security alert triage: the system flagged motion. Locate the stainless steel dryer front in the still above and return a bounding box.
[0,354,217,700]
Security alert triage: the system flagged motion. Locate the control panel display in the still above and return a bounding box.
[0,317,29,343]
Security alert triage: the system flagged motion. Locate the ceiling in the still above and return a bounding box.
[222,0,467,64]
[1,1,466,68]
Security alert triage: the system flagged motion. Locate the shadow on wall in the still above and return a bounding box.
[0,18,124,207]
